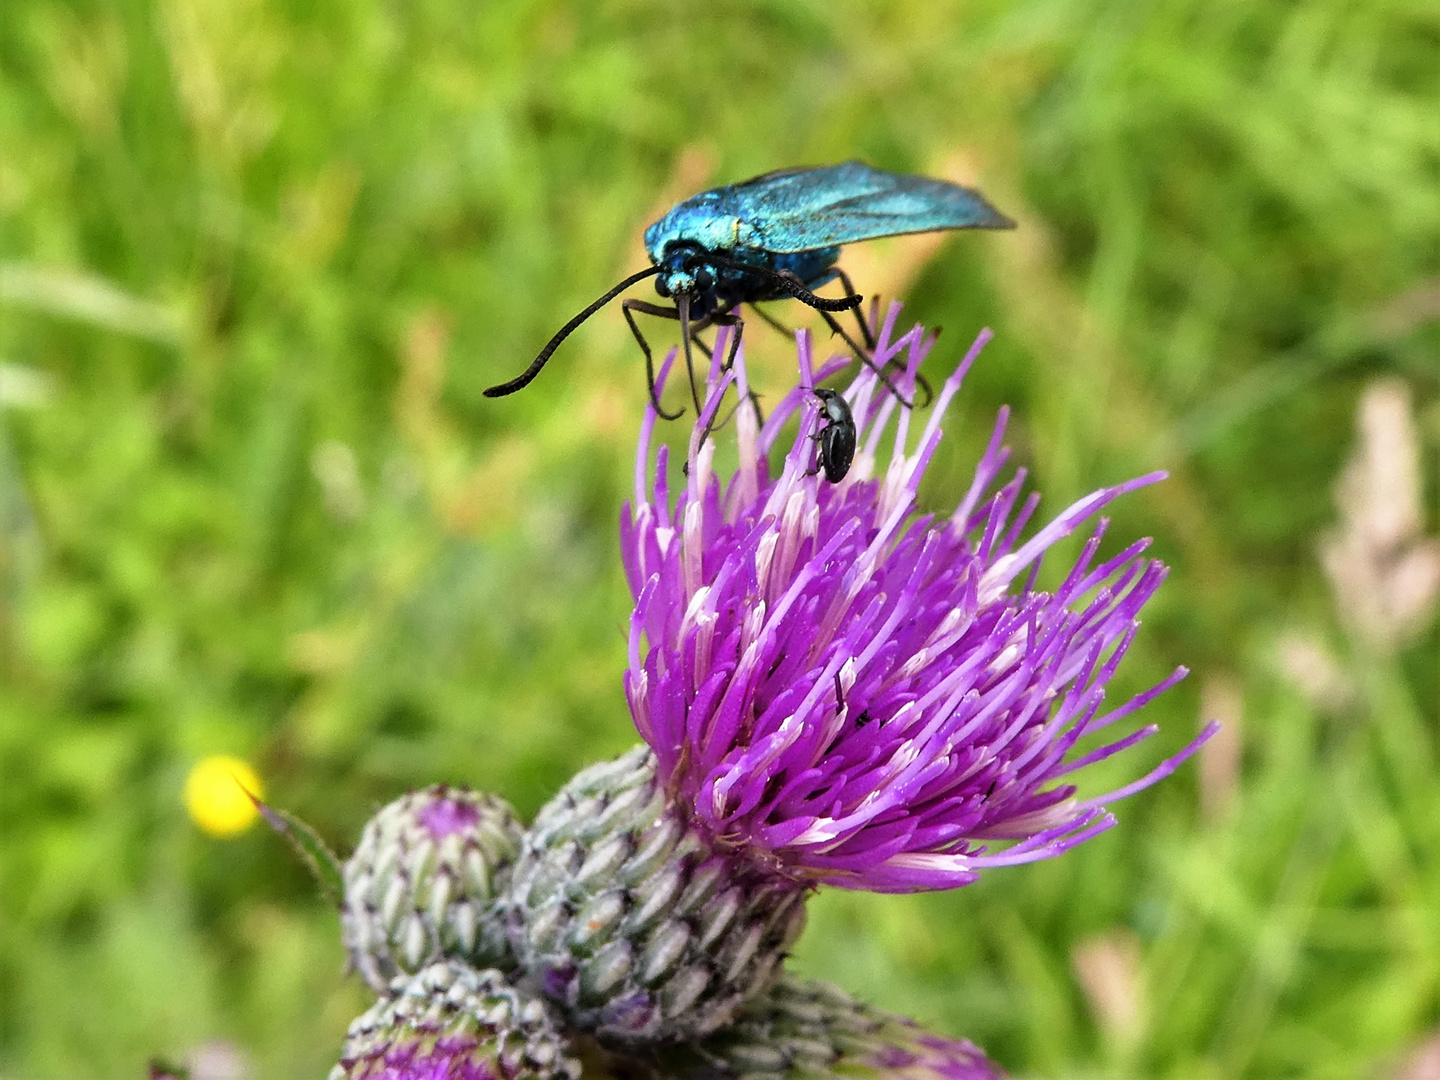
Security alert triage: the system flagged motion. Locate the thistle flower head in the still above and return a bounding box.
[621,306,1215,893]
[330,963,579,1080]
[659,975,1006,1080]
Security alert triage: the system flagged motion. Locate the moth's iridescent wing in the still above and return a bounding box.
[717,161,1014,254]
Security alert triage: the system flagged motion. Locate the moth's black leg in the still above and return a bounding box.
[621,298,746,416]
[748,302,795,340]
[685,299,749,364]
[910,369,935,408]
[712,310,766,428]
[816,307,916,409]
[834,267,876,351]
[770,268,915,409]
[723,315,745,375]
[685,301,734,336]
[695,314,751,442]
[890,319,934,407]
[751,295,906,411]
[622,300,750,413]
[826,275,932,407]
[707,396,749,433]
[700,310,743,367]
[621,299,684,421]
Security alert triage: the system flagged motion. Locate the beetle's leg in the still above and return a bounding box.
[803,407,829,478]
[621,299,685,421]
[834,267,876,351]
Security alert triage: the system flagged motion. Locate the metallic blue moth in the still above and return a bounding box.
[485,161,1013,415]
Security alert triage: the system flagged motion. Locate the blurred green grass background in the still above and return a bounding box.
[1,1,1438,1077]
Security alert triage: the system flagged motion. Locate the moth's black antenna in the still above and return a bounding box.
[485,265,664,398]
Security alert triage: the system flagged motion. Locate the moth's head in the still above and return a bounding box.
[654,241,713,299]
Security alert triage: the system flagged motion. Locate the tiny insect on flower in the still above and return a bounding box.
[621,305,1216,893]
[184,754,264,838]
[809,388,858,483]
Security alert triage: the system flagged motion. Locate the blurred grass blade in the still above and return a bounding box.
[1160,316,1373,460]
[0,421,44,593]
[0,262,183,344]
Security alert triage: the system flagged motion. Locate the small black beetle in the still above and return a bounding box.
[810,388,857,483]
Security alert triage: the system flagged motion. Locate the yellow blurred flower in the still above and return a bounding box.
[185,755,264,837]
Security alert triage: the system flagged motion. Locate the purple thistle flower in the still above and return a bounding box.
[329,963,579,1080]
[417,791,483,840]
[621,305,1216,893]
[340,1038,498,1080]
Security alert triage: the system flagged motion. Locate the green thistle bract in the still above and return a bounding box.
[505,747,808,1045]
[659,975,1006,1080]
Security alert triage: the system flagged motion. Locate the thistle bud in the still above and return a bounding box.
[343,786,522,992]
